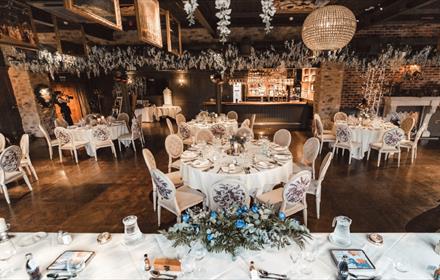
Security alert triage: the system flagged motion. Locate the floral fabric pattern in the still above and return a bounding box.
[179,123,192,139]
[336,125,351,143]
[92,126,110,141]
[285,174,311,204]
[54,128,71,145]
[131,120,141,139]
[0,146,21,173]
[152,171,173,200]
[210,123,226,138]
[384,129,404,146]
[213,183,246,209]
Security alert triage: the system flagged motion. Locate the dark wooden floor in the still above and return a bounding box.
[1,121,439,233]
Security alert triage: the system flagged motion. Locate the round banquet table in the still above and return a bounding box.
[134,106,156,123]
[156,105,181,119]
[67,122,129,156]
[180,140,293,208]
[187,119,238,136]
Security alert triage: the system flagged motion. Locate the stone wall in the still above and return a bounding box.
[313,62,345,124]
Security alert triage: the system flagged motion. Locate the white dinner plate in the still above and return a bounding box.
[181,151,198,159]
[221,166,243,174]
[192,159,211,169]
[273,154,291,161]
[256,161,275,169]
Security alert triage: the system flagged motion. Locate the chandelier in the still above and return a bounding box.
[301,5,356,53]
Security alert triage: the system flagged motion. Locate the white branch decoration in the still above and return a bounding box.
[260,0,276,33]
[215,0,232,43]
[183,0,199,26]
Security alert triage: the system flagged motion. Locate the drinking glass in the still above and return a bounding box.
[122,215,143,245]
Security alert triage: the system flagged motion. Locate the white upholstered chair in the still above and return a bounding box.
[91,125,117,160]
[333,112,348,123]
[54,127,88,164]
[367,128,404,167]
[166,118,175,135]
[39,123,58,160]
[142,148,183,211]
[118,118,144,152]
[195,128,214,144]
[165,134,184,172]
[301,137,320,179]
[151,168,204,226]
[0,145,33,204]
[0,133,6,153]
[250,114,256,131]
[54,117,68,128]
[314,114,336,154]
[241,118,250,128]
[177,122,193,145]
[235,127,254,140]
[273,129,291,147]
[400,116,415,140]
[117,113,130,127]
[332,124,360,164]
[227,111,238,120]
[210,123,227,139]
[256,170,311,226]
[19,134,38,180]
[400,123,427,164]
[175,114,186,126]
[210,179,249,211]
[306,152,333,219]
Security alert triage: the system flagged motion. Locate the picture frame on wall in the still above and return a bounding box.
[160,10,182,55]
[113,96,123,116]
[0,1,38,50]
[134,0,162,48]
[64,0,122,31]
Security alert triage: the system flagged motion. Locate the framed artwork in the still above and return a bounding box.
[0,1,38,49]
[64,0,122,31]
[134,0,162,48]
[113,96,123,115]
[160,10,182,55]
[330,249,375,270]
[47,250,95,271]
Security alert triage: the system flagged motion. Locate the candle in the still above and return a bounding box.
[0,218,7,232]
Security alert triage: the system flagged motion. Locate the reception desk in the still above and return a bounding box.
[203,101,312,129]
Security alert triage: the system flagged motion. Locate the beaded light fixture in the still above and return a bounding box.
[301,5,357,54]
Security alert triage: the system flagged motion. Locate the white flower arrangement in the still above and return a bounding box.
[215,0,232,43]
[183,0,199,26]
[260,0,277,33]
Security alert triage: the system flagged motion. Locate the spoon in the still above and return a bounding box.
[258,269,287,279]
[150,270,177,279]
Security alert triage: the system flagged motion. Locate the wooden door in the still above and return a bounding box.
[0,54,24,142]
[51,82,85,123]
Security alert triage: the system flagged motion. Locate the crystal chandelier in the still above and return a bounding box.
[301,5,356,54]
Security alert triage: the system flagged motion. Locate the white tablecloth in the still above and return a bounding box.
[4,232,439,279]
[134,107,156,123]
[187,120,238,136]
[135,106,182,122]
[156,106,181,119]
[67,123,129,156]
[350,126,386,159]
[181,142,293,205]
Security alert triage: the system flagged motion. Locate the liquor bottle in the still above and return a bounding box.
[249,261,259,280]
[337,255,349,280]
[25,253,41,280]
[143,254,151,271]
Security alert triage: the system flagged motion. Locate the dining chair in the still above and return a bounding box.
[210,179,249,211]
[165,134,184,172]
[400,123,427,164]
[0,145,33,204]
[54,117,68,128]
[0,133,6,153]
[241,118,250,128]
[210,123,226,139]
[250,114,256,131]
[177,122,193,145]
[273,129,291,147]
[118,118,144,152]
[19,134,38,180]
[334,112,348,123]
[195,128,214,144]
[39,123,59,160]
[400,116,416,140]
[367,128,404,167]
[54,127,88,164]
[91,125,117,161]
[332,124,360,165]
[301,137,320,179]
[151,168,205,226]
[166,118,175,135]
[227,111,238,120]
[175,114,186,126]
[256,170,311,226]
[117,113,130,127]
[135,115,146,144]
[314,114,336,154]
[306,152,333,219]
[142,148,183,211]
[235,127,254,140]
[198,111,209,119]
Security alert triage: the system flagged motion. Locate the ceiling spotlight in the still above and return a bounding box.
[364,6,375,11]
[379,7,383,11]
[289,16,294,21]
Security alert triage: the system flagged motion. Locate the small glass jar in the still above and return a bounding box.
[122,215,143,245]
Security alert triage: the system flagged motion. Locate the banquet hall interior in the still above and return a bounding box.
[0,0,439,279]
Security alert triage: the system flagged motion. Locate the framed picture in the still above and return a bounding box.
[113,96,123,115]
[330,249,375,270]
[0,1,38,49]
[134,0,162,48]
[160,10,182,55]
[47,250,95,271]
[64,0,122,31]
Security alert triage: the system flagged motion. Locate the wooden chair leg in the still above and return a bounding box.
[22,173,33,191]
[73,149,79,164]
[377,152,381,167]
[29,162,38,180]
[118,140,122,152]
[303,208,308,227]
[316,197,321,219]
[1,184,10,204]
[132,140,137,152]
[367,147,371,161]
[59,148,63,163]
[49,147,53,160]
[397,151,401,167]
[157,205,161,227]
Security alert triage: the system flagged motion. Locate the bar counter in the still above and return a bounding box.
[203,101,312,129]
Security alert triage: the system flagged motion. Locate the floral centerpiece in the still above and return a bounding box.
[228,134,247,154]
[159,204,311,256]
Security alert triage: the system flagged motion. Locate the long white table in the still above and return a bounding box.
[3,233,439,279]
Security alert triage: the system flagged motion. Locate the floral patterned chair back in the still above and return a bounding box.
[382,128,404,149]
[0,133,6,153]
[334,112,348,123]
[282,170,311,206]
[106,116,116,123]
[19,134,30,159]
[400,117,415,140]
[142,148,157,171]
[92,125,111,142]
[195,128,214,144]
[131,118,141,140]
[166,118,175,134]
[151,168,178,211]
[273,129,291,147]
[0,145,22,174]
[178,122,192,140]
[303,137,320,164]
[165,134,183,159]
[210,179,248,211]
[210,123,226,138]
[235,127,254,140]
[54,127,72,146]
[175,114,186,126]
[227,111,238,120]
[335,124,353,144]
[117,113,130,126]
[241,119,250,128]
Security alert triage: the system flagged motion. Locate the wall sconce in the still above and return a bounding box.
[177,77,186,87]
[402,64,422,81]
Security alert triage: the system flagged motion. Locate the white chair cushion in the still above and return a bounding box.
[166,171,183,186]
[175,187,205,210]
[50,139,59,146]
[400,140,414,148]
[256,188,283,205]
[321,134,336,141]
[60,141,88,149]
[370,142,399,152]
[4,171,24,183]
[171,159,181,170]
[118,133,132,141]
[306,180,318,195]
